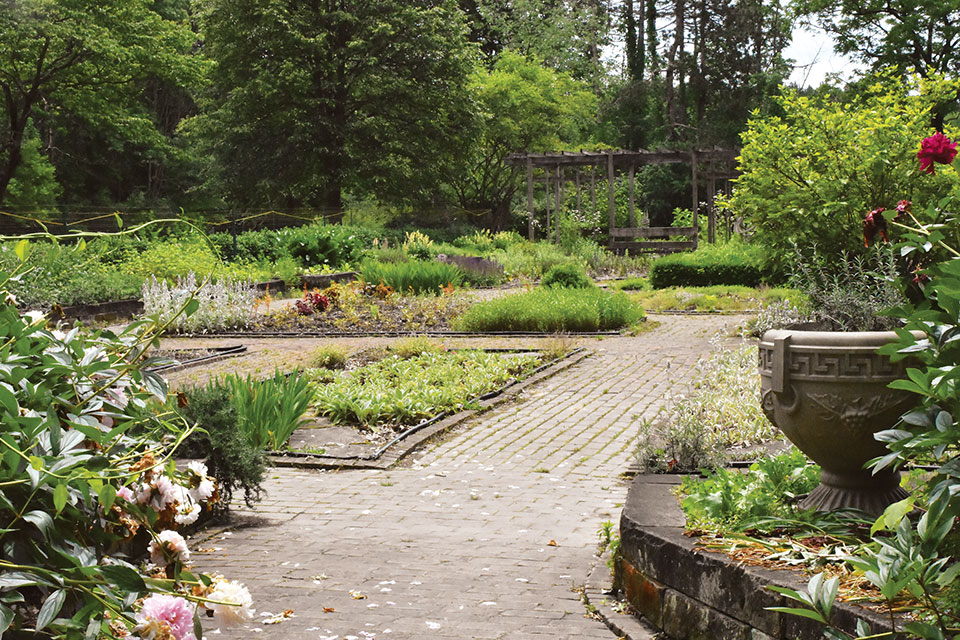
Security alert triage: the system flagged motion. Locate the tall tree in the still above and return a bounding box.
[448,51,597,228]
[463,0,612,83]
[0,0,201,207]
[794,0,960,77]
[194,0,477,217]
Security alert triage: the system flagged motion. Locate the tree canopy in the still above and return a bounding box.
[192,0,477,217]
[0,0,203,207]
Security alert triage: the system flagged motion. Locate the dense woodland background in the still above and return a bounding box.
[0,0,954,229]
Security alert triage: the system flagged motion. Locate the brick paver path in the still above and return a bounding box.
[192,315,747,639]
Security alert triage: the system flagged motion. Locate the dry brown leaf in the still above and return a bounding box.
[323,607,335,613]
[547,540,558,547]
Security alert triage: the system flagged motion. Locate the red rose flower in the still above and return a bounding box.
[863,207,888,247]
[918,132,958,174]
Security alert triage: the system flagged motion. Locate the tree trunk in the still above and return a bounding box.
[664,0,687,140]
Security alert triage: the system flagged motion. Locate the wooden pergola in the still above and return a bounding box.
[505,148,739,253]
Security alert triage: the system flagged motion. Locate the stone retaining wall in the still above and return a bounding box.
[618,475,899,640]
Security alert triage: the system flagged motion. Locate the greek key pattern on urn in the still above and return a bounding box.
[759,347,903,381]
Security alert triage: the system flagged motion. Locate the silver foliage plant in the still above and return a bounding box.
[635,335,782,472]
[142,271,258,333]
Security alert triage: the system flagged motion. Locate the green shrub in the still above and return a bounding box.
[724,75,960,270]
[678,449,821,533]
[390,336,443,358]
[311,344,351,369]
[649,241,767,288]
[541,263,594,289]
[360,260,463,295]
[178,382,267,507]
[284,223,365,269]
[455,288,644,332]
[610,277,650,291]
[403,230,436,261]
[371,246,410,264]
[1,240,142,307]
[121,236,222,280]
[0,266,238,637]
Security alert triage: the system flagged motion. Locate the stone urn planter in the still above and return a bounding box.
[758,327,921,515]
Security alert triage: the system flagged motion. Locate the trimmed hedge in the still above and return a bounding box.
[649,242,767,289]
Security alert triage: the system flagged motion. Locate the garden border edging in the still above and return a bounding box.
[268,348,592,470]
[617,474,902,640]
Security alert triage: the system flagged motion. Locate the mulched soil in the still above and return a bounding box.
[251,292,473,334]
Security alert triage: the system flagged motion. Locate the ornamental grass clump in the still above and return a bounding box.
[142,271,258,333]
[455,288,643,332]
[359,260,463,295]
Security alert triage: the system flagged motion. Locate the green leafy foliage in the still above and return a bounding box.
[0,266,232,636]
[648,241,769,288]
[284,224,366,270]
[360,260,464,295]
[310,350,541,428]
[455,287,644,332]
[678,449,821,532]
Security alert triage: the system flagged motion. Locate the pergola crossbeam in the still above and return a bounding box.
[509,147,738,254]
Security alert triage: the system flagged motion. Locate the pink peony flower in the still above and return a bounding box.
[148,530,190,567]
[863,207,888,247]
[116,486,135,502]
[895,199,912,218]
[135,594,196,640]
[918,132,957,174]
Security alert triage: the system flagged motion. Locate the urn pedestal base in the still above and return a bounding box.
[800,469,908,515]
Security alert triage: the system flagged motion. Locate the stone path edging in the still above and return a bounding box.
[269,349,592,470]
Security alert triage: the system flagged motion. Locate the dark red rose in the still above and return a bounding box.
[918,132,958,174]
[863,207,888,247]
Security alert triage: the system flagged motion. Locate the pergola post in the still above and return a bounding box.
[691,150,699,250]
[575,168,582,212]
[544,169,551,241]
[555,165,562,244]
[707,172,716,244]
[607,150,616,247]
[590,167,596,213]
[526,157,535,241]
